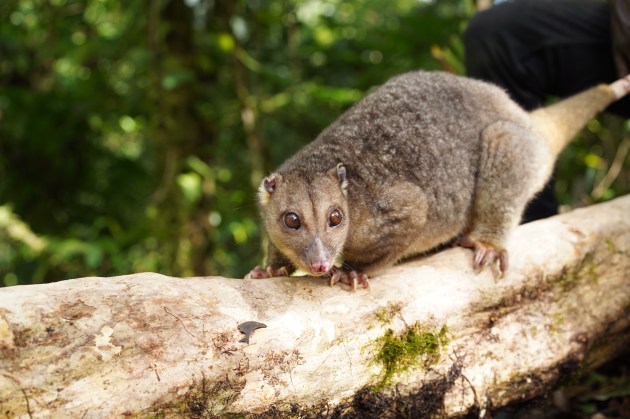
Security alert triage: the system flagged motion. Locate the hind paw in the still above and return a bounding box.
[457,236,509,277]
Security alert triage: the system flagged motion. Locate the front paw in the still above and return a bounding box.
[330,268,369,291]
[244,265,291,279]
[456,236,508,277]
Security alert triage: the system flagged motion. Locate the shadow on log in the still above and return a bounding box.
[1,196,630,418]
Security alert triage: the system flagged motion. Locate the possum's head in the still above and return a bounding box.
[258,163,349,277]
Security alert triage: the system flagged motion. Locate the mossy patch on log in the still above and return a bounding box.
[372,301,404,327]
[373,322,449,388]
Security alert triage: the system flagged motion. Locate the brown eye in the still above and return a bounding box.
[329,209,343,227]
[284,212,301,230]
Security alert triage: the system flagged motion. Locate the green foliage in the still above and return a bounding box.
[555,116,630,206]
[0,0,627,286]
[0,0,468,284]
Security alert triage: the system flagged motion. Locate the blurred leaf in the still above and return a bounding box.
[177,172,203,205]
[217,32,235,51]
[584,153,603,169]
[162,70,195,90]
[84,244,103,269]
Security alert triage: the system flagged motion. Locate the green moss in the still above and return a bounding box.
[374,301,403,324]
[373,323,449,388]
[548,312,565,333]
[144,372,246,417]
[604,239,618,254]
[549,251,598,291]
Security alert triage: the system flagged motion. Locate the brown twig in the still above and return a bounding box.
[592,136,630,200]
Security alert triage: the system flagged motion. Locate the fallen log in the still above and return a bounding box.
[1,196,630,418]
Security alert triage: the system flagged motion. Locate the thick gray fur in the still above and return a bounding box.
[251,70,620,280]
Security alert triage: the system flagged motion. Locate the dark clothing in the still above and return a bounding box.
[612,0,630,77]
[464,0,630,114]
[463,0,630,222]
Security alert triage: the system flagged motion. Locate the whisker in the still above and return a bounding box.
[231,204,258,211]
[341,262,354,271]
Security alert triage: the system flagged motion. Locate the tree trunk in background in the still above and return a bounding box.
[148,0,216,277]
[1,196,630,417]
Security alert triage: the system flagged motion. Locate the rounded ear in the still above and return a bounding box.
[263,176,277,194]
[336,163,346,185]
[332,163,348,195]
[258,174,281,206]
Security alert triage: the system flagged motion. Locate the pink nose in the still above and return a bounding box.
[310,262,329,274]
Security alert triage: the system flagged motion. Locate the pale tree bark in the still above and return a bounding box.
[1,196,630,418]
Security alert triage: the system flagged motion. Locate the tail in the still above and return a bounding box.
[529,74,630,156]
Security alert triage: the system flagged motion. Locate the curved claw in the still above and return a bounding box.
[457,237,509,277]
[357,273,370,289]
[330,269,370,291]
[329,272,339,287]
